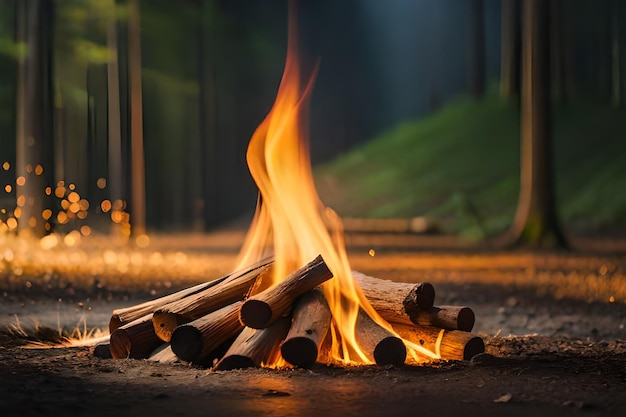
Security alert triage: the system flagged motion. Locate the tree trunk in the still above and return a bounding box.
[500,0,521,99]
[199,0,219,230]
[610,0,621,107]
[468,0,486,99]
[107,0,124,219]
[550,0,567,103]
[128,0,146,236]
[16,0,55,237]
[502,0,566,248]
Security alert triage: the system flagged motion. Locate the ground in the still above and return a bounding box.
[1,230,625,416]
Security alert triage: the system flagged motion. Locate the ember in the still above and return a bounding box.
[96,2,484,368]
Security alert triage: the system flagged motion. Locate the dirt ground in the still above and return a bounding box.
[1,230,626,416]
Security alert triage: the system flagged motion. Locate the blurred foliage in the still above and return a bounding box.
[315,88,626,238]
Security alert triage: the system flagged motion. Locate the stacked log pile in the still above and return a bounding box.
[95,255,484,367]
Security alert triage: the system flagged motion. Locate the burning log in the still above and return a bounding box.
[152,260,273,342]
[392,323,484,361]
[355,309,406,366]
[215,318,291,370]
[280,288,332,368]
[109,313,163,359]
[409,305,475,331]
[239,255,333,329]
[352,271,435,323]
[170,301,244,364]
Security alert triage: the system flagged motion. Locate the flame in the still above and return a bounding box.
[236,3,436,366]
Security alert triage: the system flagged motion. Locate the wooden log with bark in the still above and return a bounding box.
[392,323,484,361]
[215,317,292,370]
[355,309,406,366]
[109,256,273,332]
[409,305,475,331]
[239,255,333,329]
[170,301,244,364]
[109,279,226,333]
[109,313,163,359]
[280,288,332,368]
[352,271,435,324]
[152,260,274,342]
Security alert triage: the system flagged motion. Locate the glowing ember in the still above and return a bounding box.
[235,4,436,366]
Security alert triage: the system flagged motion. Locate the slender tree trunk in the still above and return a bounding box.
[107,0,124,214]
[550,0,567,103]
[199,0,220,229]
[16,0,55,237]
[610,0,621,107]
[128,0,146,236]
[502,0,566,248]
[468,0,486,99]
[500,0,521,99]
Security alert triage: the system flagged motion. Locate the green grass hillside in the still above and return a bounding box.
[314,93,626,239]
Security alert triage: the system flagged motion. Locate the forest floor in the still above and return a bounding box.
[1,229,626,416]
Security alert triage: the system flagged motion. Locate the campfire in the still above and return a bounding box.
[96,5,484,369]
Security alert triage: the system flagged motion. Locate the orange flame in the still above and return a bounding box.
[236,3,437,366]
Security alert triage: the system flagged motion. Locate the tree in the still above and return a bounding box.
[127,0,146,236]
[501,0,567,248]
[500,0,521,99]
[107,0,124,218]
[467,0,486,99]
[16,0,55,237]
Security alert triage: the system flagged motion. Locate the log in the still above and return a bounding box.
[109,280,224,333]
[93,343,112,359]
[355,309,406,366]
[170,301,244,363]
[109,313,163,359]
[280,288,332,368]
[148,344,178,363]
[239,255,333,329]
[215,317,291,370]
[153,260,273,342]
[409,305,475,331]
[352,271,435,324]
[392,323,484,361]
[109,256,274,332]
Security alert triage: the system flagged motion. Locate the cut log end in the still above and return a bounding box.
[463,336,485,360]
[109,315,123,334]
[93,343,112,359]
[456,307,476,332]
[373,336,407,366]
[152,312,182,342]
[170,325,203,363]
[215,355,256,371]
[109,331,131,359]
[280,336,319,368]
[404,282,436,311]
[239,299,272,329]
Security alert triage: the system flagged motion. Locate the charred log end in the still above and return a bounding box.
[457,307,476,332]
[373,336,407,366]
[463,336,485,360]
[280,336,318,368]
[403,282,435,313]
[93,343,113,359]
[239,299,272,329]
[109,330,131,359]
[215,355,256,371]
[170,325,203,363]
